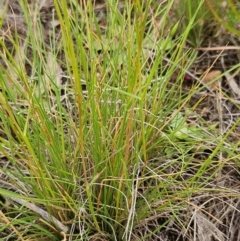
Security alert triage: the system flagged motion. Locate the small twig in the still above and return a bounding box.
[60,231,67,241]
[194,46,240,51]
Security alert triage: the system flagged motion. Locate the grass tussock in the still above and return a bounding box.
[0,0,240,240]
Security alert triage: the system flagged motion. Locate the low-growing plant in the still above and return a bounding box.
[171,0,224,46]
[206,0,240,36]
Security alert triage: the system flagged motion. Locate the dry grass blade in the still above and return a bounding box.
[193,210,225,241]
[225,72,240,97]
[9,196,69,233]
